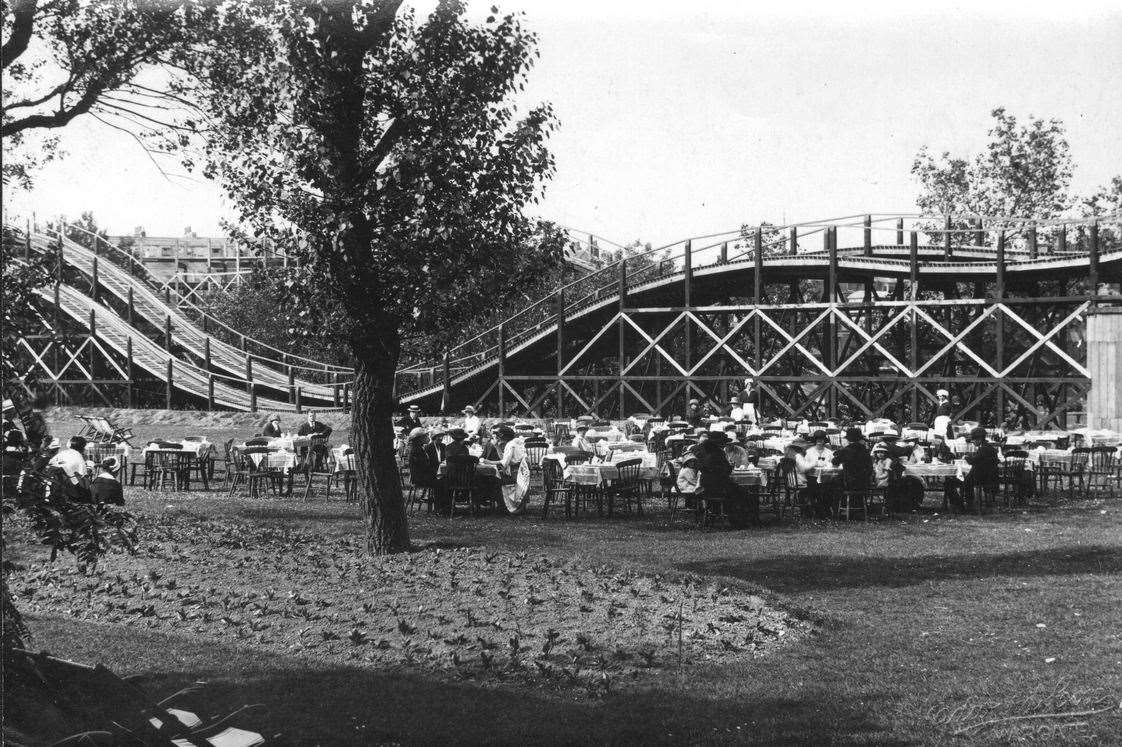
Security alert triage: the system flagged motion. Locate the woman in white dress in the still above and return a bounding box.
[485,426,530,514]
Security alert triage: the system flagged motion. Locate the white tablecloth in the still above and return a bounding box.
[143,440,214,458]
[564,463,658,486]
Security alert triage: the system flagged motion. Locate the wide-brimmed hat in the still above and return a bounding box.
[408,405,421,413]
[575,424,589,432]
[1,398,14,412]
[268,413,281,422]
[688,398,700,406]
[969,426,988,441]
[462,406,476,414]
[447,427,468,440]
[882,429,900,439]
[871,443,888,455]
[810,429,828,443]
[100,456,120,472]
[408,427,428,442]
[844,427,864,442]
[936,389,950,398]
[707,431,731,446]
[494,425,516,441]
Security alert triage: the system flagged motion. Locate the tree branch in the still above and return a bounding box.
[1,0,38,69]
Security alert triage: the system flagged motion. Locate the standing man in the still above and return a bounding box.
[398,404,423,433]
[959,426,1000,511]
[739,377,760,425]
[297,410,333,438]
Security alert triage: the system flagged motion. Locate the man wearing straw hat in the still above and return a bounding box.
[397,405,423,434]
[461,406,481,436]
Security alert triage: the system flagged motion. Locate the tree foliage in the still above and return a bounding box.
[1,0,209,188]
[1,226,55,386]
[188,0,562,552]
[912,107,1074,229]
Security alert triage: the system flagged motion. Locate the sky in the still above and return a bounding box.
[5,0,1121,246]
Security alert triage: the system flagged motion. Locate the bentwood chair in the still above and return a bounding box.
[609,458,644,517]
[541,458,572,518]
[1086,446,1119,498]
[445,461,477,517]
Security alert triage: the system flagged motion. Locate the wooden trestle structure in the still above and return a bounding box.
[399,213,1122,427]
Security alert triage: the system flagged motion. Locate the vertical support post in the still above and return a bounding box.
[91,256,99,303]
[1056,224,1067,253]
[288,366,296,405]
[754,227,763,392]
[618,259,627,418]
[788,226,798,256]
[202,314,208,334]
[826,227,838,418]
[719,242,728,264]
[127,287,134,327]
[1088,219,1100,301]
[343,383,350,412]
[1028,223,1038,259]
[207,375,214,411]
[974,218,984,247]
[826,227,837,302]
[996,232,1006,423]
[164,315,172,351]
[863,214,872,256]
[683,240,693,380]
[909,231,920,419]
[235,243,241,275]
[896,218,904,246]
[296,387,302,413]
[498,322,506,416]
[88,308,96,378]
[943,215,952,261]
[24,220,31,261]
[204,337,212,371]
[245,356,253,411]
[165,359,173,410]
[126,337,134,408]
[442,351,451,415]
[555,290,565,417]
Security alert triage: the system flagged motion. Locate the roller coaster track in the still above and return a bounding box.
[397,212,1122,422]
[10,226,348,411]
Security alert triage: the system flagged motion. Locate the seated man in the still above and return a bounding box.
[49,436,89,484]
[952,426,1000,511]
[828,427,874,516]
[397,405,423,434]
[297,411,333,438]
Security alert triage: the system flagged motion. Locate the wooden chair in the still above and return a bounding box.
[129,442,159,486]
[541,457,572,518]
[608,457,644,516]
[445,461,477,517]
[774,457,805,520]
[1086,446,1119,497]
[302,450,337,502]
[999,451,1030,506]
[150,450,189,492]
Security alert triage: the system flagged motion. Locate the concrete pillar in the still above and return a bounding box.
[1086,308,1122,432]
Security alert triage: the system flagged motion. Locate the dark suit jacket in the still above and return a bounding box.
[297,421,332,438]
[408,444,438,488]
[965,441,1000,486]
[831,442,873,489]
[696,443,733,495]
[397,416,423,433]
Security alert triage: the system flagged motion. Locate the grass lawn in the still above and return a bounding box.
[7,409,1121,744]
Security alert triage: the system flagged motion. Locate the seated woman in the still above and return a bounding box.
[407,429,438,489]
[696,432,758,527]
[480,426,528,515]
[262,414,284,438]
[89,457,125,506]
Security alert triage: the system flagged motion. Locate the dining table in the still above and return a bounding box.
[142,439,216,490]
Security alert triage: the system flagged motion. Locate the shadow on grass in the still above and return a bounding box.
[23,615,901,746]
[677,545,1122,593]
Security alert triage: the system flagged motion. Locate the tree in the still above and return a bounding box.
[1,226,54,388]
[1,0,209,187]
[189,0,563,553]
[912,107,1074,234]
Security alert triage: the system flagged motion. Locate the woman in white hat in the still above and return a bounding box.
[462,406,481,436]
[90,457,125,506]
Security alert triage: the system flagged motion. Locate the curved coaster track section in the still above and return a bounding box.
[399,213,1122,427]
[6,224,351,411]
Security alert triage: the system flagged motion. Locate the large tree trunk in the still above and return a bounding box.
[350,348,410,554]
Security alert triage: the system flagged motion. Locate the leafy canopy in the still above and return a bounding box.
[188,0,565,358]
[912,107,1073,222]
